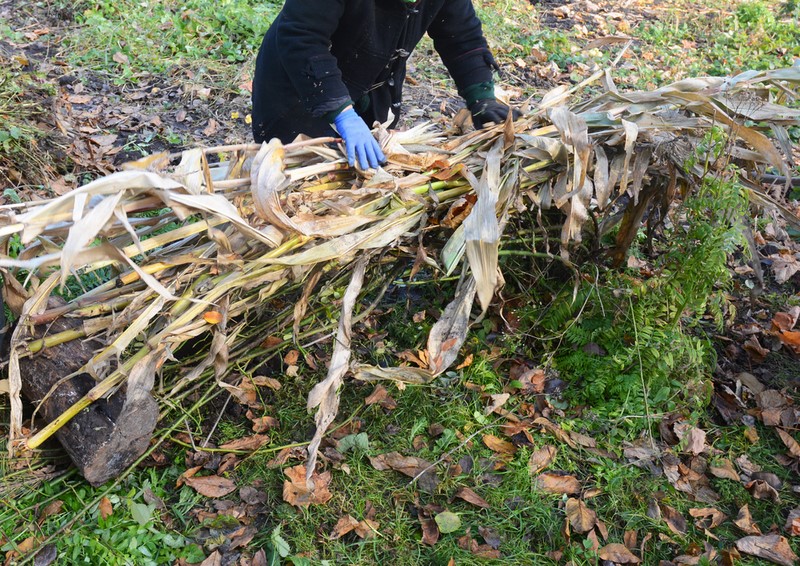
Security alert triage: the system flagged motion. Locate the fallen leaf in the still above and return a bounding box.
[98,496,113,520]
[435,511,462,534]
[484,393,510,415]
[112,51,130,65]
[282,465,332,508]
[478,525,502,549]
[598,543,641,563]
[535,472,581,495]
[202,119,219,137]
[219,434,269,452]
[330,515,359,539]
[784,508,800,536]
[735,534,798,566]
[420,513,440,546]
[37,500,64,524]
[184,475,237,498]
[689,507,726,530]
[660,503,687,535]
[252,376,282,390]
[745,479,780,502]
[709,459,740,482]
[528,445,557,476]
[777,428,800,459]
[624,530,637,549]
[682,427,707,455]
[734,505,761,535]
[364,385,396,409]
[368,452,439,492]
[354,519,379,539]
[565,498,596,533]
[482,434,517,457]
[517,367,546,394]
[454,487,491,509]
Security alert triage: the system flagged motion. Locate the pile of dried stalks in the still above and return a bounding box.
[1,67,799,483]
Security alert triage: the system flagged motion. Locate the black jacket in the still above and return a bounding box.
[252,0,497,143]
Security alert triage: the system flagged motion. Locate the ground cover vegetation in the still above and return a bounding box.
[0,0,799,565]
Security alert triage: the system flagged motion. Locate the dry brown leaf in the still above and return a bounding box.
[454,487,491,509]
[282,465,333,508]
[734,504,761,535]
[598,543,641,563]
[784,508,800,537]
[368,452,439,493]
[364,384,396,409]
[421,513,440,546]
[777,330,800,354]
[565,498,596,533]
[199,550,222,566]
[482,434,518,457]
[660,503,687,535]
[624,530,638,550]
[219,434,269,452]
[249,377,280,392]
[98,496,113,520]
[745,479,780,502]
[535,472,581,495]
[777,428,800,459]
[354,519,380,539]
[184,475,237,498]
[528,445,557,476]
[427,276,476,376]
[689,507,727,530]
[709,459,740,482]
[735,534,799,566]
[330,515,360,539]
[682,427,707,455]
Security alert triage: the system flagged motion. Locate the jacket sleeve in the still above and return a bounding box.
[426,0,498,92]
[274,0,353,118]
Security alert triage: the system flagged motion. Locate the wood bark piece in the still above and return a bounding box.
[19,316,158,486]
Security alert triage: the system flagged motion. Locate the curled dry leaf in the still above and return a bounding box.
[535,472,581,495]
[689,507,727,530]
[734,504,761,535]
[528,445,557,476]
[745,479,781,503]
[735,534,799,566]
[777,428,800,459]
[565,498,596,533]
[282,464,333,508]
[784,508,800,537]
[598,543,641,563]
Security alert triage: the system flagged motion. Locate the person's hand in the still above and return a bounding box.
[469,99,521,129]
[333,108,386,169]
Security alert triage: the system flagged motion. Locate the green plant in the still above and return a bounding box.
[537,129,747,421]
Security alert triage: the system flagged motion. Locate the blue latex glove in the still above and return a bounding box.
[333,108,385,169]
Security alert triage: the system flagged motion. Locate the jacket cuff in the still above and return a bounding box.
[460,81,495,107]
[323,100,354,123]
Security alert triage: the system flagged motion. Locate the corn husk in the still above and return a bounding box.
[1,66,799,471]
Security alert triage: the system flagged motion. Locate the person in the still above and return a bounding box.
[251,0,520,170]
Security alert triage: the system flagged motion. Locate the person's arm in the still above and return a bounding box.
[427,0,519,127]
[274,0,352,118]
[275,1,384,168]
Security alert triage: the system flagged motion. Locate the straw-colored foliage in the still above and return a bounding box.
[1,67,799,471]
